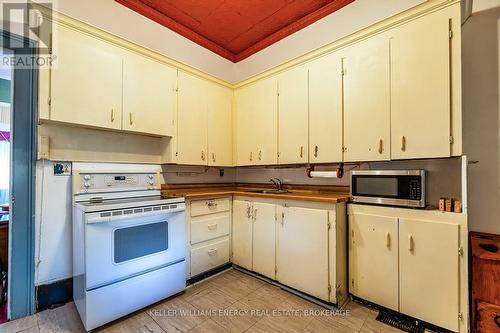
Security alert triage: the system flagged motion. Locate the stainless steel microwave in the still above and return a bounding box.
[351,170,426,208]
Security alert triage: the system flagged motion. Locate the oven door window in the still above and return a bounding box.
[113,221,168,264]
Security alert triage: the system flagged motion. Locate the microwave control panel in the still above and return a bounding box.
[408,178,422,200]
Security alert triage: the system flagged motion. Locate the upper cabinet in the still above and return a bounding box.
[308,52,343,163]
[177,72,209,165]
[389,8,453,159]
[342,34,391,162]
[235,77,278,166]
[50,25,123,130]
[122,52,177,136]
[207,83,233,166]
[278,65,309,164]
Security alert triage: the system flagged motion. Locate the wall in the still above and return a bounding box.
[462,0,500,234]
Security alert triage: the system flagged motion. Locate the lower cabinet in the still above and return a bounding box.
[252,202,277,279]
[232,197,347,305]
[349,212,399,310]
[187,198,232,278]
[348,204,465,332]
[278,206,329,301]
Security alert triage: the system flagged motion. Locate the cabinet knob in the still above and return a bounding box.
[378,139,383,154]
[401,136,406,152]
[314,145,319,158]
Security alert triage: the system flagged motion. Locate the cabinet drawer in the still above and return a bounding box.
[190,237,230,277]
[190,198,231,217]
[477,301,500,333]
[191,212,230,244]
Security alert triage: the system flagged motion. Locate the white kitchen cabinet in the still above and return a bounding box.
[177,72,208,165]
[349,212,399,310]
[235,77,278,166]
[50,25,123,130]
[122,52,177,136]
[390,8,452,159]
[252,202,277,279]
[207,83,233,166]
[278,65,309,164]
[348,204,467,332]
[278,206,330,301]
[399,218,460,332]
[232,200,253,270]
[308,52,343,163]
[188,197,231,278]
[342,33,391,162]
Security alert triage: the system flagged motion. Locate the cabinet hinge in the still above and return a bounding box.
[175,152,179,157]
[458,247,464,257]
[351,279,355,287]
[47,98,51,106]
[48,33,53,54]
[342,146,348,153]
[458,312,463,321]
[277,152,280,158]
[282,212,285,220]
[275,266,278,274]
[449,30,453,39]
[175,87,179,92]
[327,221,332,230]
[449,135,454,144]
[328,284,332,296]
[342,68,347,76]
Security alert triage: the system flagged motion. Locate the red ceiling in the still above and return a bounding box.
[115,0,354,62]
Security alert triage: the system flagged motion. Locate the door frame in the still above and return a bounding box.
[1,29,38,319]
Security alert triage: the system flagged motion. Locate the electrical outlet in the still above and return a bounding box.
[54,162,72,176]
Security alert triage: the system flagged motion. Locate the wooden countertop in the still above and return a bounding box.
[161,184,350,203]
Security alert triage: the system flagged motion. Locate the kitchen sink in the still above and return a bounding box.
[247,189,289,194]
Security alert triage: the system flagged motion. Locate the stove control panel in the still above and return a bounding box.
[77,172,160,193]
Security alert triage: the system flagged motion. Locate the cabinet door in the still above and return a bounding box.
[232,200,253,270]
[309,53,343,163]
[50,25,122,130]
[399,218,459,331]
[390,10,451,159]
[252,202,276,279]
[349,213,398,310]
[177,72,208,165]
[235,77,278,166]
[278,206,329,301]
[123,52,177,136]
[207,83,233,166]
[278,65,308,164]
[343,34,391,162]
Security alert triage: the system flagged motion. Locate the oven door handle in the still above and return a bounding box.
[86,210,183,224]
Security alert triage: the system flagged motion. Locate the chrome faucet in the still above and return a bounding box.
[270,178,283,191]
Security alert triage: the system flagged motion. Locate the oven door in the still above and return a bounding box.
[84,210,185,290]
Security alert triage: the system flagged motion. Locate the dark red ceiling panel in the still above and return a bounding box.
[115,0,355,62]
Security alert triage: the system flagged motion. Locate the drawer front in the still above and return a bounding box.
[477,301,500,333]
[191,212,230,244]
[190,237,230,277]
[190,198,231,217]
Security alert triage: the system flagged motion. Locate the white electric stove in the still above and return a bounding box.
[72,168,186,331]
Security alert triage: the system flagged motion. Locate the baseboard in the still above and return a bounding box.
[36,278,73,312]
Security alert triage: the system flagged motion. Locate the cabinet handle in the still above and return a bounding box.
[253,208,258,222]
[207,248,218,256]
[401,136,406,152]
[129,112,133,126]
[300,146,304,158]
[314,145,319,158]
[110,109,115,122]
[249,152,253,162]
[207,224,218,231]
[386,232,391,248]
[408,235,414,252]
[258,150,262,161]
[212,152,216,163]
[201,151,206,161]
[378,139,383,154]
[207,200,217,209]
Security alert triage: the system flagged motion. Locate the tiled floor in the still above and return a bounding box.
[0,269,405,333]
